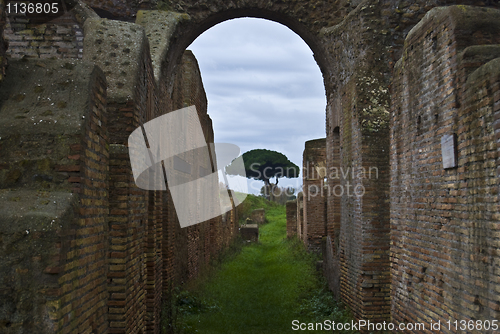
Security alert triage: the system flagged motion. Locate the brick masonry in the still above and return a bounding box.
[286,200,297,238]
[324,127,341,299]
[391,6,500,330]
[0,13,238,334]
[1,1,500,333]
[296,191,304,241]
[301,138,327,253]
[4,11,83,59]
[0,59,109,333]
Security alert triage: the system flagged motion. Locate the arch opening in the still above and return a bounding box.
[160,9,333,109]
[184,17,327,195]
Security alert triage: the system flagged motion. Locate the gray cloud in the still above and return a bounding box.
[188,17,326,193]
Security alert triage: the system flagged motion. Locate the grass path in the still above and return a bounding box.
[172,201,355,334]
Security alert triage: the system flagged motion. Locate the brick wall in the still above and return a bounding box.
[107,144,147,334]
[167,49,238,287]
[286,200,297,238]
[321,2,393,322]
[296,192,304,241]
[0,11,238,333]
[324,127,341,298]
[4,11,83,59]
[59,63,109,334]
[391,5,500,330]
[83,18,155,334]
[302,138,327,252]
[0,59,108,333]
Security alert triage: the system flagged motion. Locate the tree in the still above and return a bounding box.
[226,149,299,201]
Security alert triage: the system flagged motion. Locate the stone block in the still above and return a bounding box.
[240,224,258,242]
[249,208,265,225]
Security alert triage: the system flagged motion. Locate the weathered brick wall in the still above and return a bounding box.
[2,1,500,332]
[1,1,101,61]
[0,59,108,333]
[391,5,500,330]
[82,18,155,334]
[174,50,211,283]
[4,11,83,59]
[324,127,341,299]
[167,49,236,286]
[296,192,304,240]
[286,200,297,238]
[59,63,109,334]
[0,9,238,334]
[302,138,326,252]
[107,144,147,334]
[321,1,392,322]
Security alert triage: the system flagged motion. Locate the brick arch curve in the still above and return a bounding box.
[86,0,351,35]
[85,0,360,119]
[157,8,333,109]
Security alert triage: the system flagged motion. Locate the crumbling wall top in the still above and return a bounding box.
[136,10,188,84]
[0,59,103,136]
[83,18,147,103]
[406,5,500,52]
[305,138,326,149]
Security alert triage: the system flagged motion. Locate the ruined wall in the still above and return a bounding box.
[302,138,326,252]
[391,5,500,329]
[0,59,109,333]
[320,1,392,322]
[82,18,155,333]
[1,1,104,60]
[0,10,238,334]
[4,12,82,59]
[286,200,297,238]
[323,127,341,298]
[296,192,304,241]
[2,0,500,332]
[168,49,237,285]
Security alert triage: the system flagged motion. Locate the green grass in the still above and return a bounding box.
[235,193,280,224]
[165,195,357,334]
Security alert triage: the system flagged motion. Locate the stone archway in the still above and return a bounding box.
[132,1,395,323]
[84,0,401,324]
[133,5,336,114]
[2,0,500,332]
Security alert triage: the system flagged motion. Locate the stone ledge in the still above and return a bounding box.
[466,57,500,90]
[0,189,76,233]
[0,59,104,136]
[83,18,147,104]
[406,6,500,50]
[135,10,189,85]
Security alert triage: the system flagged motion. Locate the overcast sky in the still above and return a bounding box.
[188,18,326,194]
